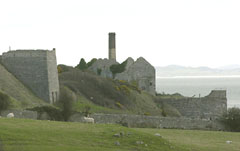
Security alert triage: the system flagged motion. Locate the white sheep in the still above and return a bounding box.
[7,113,14,118]
[226,140,232,144]
[83,117,94,123]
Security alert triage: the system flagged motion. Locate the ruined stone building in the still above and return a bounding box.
[160,90,227,119]
[88,32,156,95]
[0,49,59,104]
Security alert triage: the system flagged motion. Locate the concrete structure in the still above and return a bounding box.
[1,49,59,103]
[109,32,116,61]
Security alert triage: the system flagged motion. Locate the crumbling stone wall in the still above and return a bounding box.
[1,49,59,103]
[69,113,225,130]
[88,58,117,78]
[115,57,156,95]
[88,57,156,95]
[161,90,227,119]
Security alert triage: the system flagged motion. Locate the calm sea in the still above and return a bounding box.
[156,76,240,108]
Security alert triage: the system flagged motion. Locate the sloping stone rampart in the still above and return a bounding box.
[1,49,59,103]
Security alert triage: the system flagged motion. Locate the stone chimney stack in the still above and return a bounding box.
[108,32,116,61]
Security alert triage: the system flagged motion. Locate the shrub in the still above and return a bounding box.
[221,107,240,131]
[144,112,150,116]
[115,102,124,109]
[57,66,63,73]
[118,85,131,95]
[82,105,91,117]
[28,106,63,121]
[110,60,127,77]
[57,87,75,121]
[75,58,87,70]
[0,91,10,114]
[86,58,97,68]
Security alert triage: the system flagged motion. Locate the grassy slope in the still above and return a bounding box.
[0,118,183,151]
[1,118,240,151]
[0,64,46,108]
[59,67,180,116]
[138,128,240,151]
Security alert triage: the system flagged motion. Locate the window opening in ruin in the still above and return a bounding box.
[55,92,58,102]
[150,82,152,86]
[52,92,54,103]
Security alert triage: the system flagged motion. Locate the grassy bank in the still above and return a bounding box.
[0,118,240,151]
[138,128,240,151]
[0,118,183,151]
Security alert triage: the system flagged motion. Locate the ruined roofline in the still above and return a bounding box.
[2,48,56,57]
[3,48,55,53]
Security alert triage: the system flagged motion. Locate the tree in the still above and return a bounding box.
[76,58,87,70]
[221,107,240,131]
[0,91,10,114]
[57,87,75,121]
[86,58,97,68]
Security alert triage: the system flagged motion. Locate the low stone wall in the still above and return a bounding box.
[70,113,225,130]
[1,110,37,119]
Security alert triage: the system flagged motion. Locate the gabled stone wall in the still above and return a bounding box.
[88,57,156,95]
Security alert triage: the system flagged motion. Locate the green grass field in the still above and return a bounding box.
[0,118,239,151]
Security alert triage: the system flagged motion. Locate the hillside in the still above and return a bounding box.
[1,118,240,151]
[0,64,46,108]
[58,65,180,116]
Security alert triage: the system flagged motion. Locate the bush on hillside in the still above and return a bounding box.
[110,60,127,77]
[28,106,63,121]
[86,58,97,68]
[0,91,10,113]
[57,87,75,121]
[59,70,133,109]
[75,58,87,70]
[58,64,74,73]
[221,107,240,132]
[57,66,63,73]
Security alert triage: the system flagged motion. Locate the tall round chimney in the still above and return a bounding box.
[108,32,116,61]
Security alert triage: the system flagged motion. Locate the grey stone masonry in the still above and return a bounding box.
[161,90,227,119]
[1,49,59,103]
[88,57,156,95]
[69,113,225,130]
[115,57,156,95]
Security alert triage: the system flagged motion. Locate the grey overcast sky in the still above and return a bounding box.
[0,0,239,68]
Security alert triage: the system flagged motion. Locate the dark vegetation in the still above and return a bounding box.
[75,58,87,70]
[28,105,63,121]
[28,87,75,121]
[56,87,75,121]
[75,58,97,71]
[0,91,10,114]
[221,107,240,132]
[110,59,128,77]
